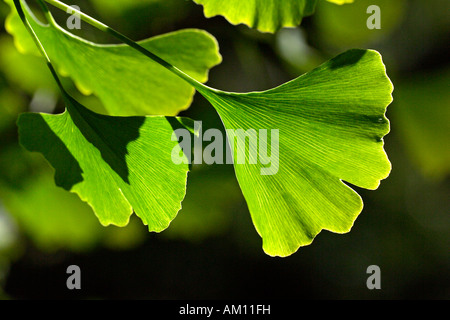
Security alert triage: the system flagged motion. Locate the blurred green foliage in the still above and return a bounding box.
[0,0,448,299]
[313,0,406,49]
[393,69,450,179]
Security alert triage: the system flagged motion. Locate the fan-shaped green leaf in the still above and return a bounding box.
[193,0,317,33]
[12,0,393,257]
[17,93,194,232]
[192,0,358,33]
[199,49,393,256]
[5,0,222,116]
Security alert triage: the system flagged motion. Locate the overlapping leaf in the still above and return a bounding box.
[18,92,194,232]
[12,0,393,257]
[193,0,317,33]
[192,0,355,33]
[5,0,222,116]
[199,49,393,256]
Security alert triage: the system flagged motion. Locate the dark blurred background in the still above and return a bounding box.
[0,0,448,300]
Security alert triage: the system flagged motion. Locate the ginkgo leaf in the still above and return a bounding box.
[14,0,393,257]
[17,92,195,232]
[198,49,393,257]
[192,0,357,33]
[192,0,318,33]
[4,0,222,116]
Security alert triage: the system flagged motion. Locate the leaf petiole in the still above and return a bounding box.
[13,0,66,95]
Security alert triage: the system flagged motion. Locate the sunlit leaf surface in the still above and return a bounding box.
[5,0,222,116]
[199,49,393,256]
[193,0,318,33]
[18,93,194,232]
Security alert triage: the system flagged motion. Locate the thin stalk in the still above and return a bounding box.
[13,0,66,96]
[41,0,215,94]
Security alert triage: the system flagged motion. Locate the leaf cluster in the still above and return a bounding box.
[7,0,392,257]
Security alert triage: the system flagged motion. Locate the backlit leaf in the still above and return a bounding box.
[17,92,194,232]
[193,0,317,33]
[5,0,222,116]
[198,49,393,256]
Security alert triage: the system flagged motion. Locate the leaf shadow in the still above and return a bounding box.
[66,96,145,185]
[17,112,84,191]
[329,49,366,70]
[18,97,194,192]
